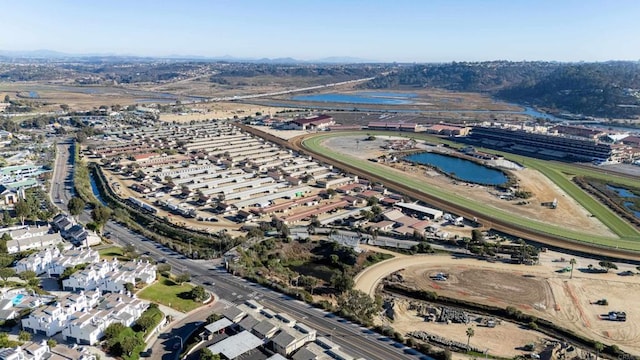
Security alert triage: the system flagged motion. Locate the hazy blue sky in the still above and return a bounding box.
[1,0,638,62]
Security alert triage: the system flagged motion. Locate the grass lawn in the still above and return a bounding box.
[97,246,127,261]
[137,275,200,313]
[302,131,640,250]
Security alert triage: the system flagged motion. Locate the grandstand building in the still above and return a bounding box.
[466,126,627,162]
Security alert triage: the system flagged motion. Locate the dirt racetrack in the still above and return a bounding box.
[321,135,616,238]
[355,245,640,355]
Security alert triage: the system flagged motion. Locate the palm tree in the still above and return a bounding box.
[466,327,475,349]
[569,258,577,279]
[594,342,604,360]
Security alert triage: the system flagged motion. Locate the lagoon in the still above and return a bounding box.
[607,184,640,219]
[283,92,560,120]
[405,152,508,186]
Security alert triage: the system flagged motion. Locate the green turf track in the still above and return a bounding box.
[302,131,640,250]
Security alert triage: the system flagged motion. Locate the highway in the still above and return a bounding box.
[50,138,422,359]
[50,139,76,213]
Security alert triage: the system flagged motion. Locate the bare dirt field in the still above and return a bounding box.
[138,75,359,98]
[0,82,180,110]
[355,245,640,355]
[321,135,616,237]
[159,102,291,122]
[386,299,549,358]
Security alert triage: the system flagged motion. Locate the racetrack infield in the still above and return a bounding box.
[289,130,640,257]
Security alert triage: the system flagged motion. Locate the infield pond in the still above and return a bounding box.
[405,152,509,186]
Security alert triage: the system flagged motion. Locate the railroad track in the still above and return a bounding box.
[237,124,640,262]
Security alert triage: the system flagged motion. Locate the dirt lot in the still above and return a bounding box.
[355,245,640,356]
[322,135,616,237]
[159,102,290,122]
[386,299,549,358]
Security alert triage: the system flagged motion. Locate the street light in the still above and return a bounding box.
[330,327,336,339]
[172,336,183,351]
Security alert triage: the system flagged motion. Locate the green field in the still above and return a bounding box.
[137,275,200,313]
[97,246,126,260]
[302,131,640,250]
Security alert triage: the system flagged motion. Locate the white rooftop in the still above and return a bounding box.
[267,354,288,360]
[204,318,232,334]
[207,330,263,359]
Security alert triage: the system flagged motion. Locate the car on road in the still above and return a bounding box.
[203,281,214,286]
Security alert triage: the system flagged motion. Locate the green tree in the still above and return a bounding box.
[206,313,222,324]
[0,240,7,254]
[119,335,143,356]
[68,197,86,218]
[598,261,618,272]
[200,348,221,360]
[18,331,31,342]
[136,315,155,332]
[0,268,15,283]
[471,229,484,243]
[47,339,57,348]
[466,327,475,349]
[124,282,135,293]
[103,322,126,341]
[27,278,40,287]
[0,256,13,268]
[299,275,319,295]
[14,199,31,225]
[330,271,354,293]
[18,270,37,281]
[594,342,604,360]
[91,205,112,231]
[174,272,191,285]
[337,290,380,325]
[569,258,576,279]
[1,211,13,226]
[189,285,208,302]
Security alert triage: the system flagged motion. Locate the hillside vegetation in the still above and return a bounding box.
[364,61,640,118]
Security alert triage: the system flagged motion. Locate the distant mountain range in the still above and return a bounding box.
[0,49,375,64]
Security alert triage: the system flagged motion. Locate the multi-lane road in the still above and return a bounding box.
[50,139,76,213]
[50,141,423,360]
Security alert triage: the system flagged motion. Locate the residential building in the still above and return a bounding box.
[62,259,156,293]
[22,291,147,345]
[0,341,50,360]
[206,330,263,359]
[62,293,147,345]
[15,247,97,276]
[0,225,65,255]
[48,248,100,277]
[52,214,74,232]
[271,323,317,356]
[15,247,61,274]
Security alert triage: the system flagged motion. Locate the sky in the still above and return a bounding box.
[1,0,639,62]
